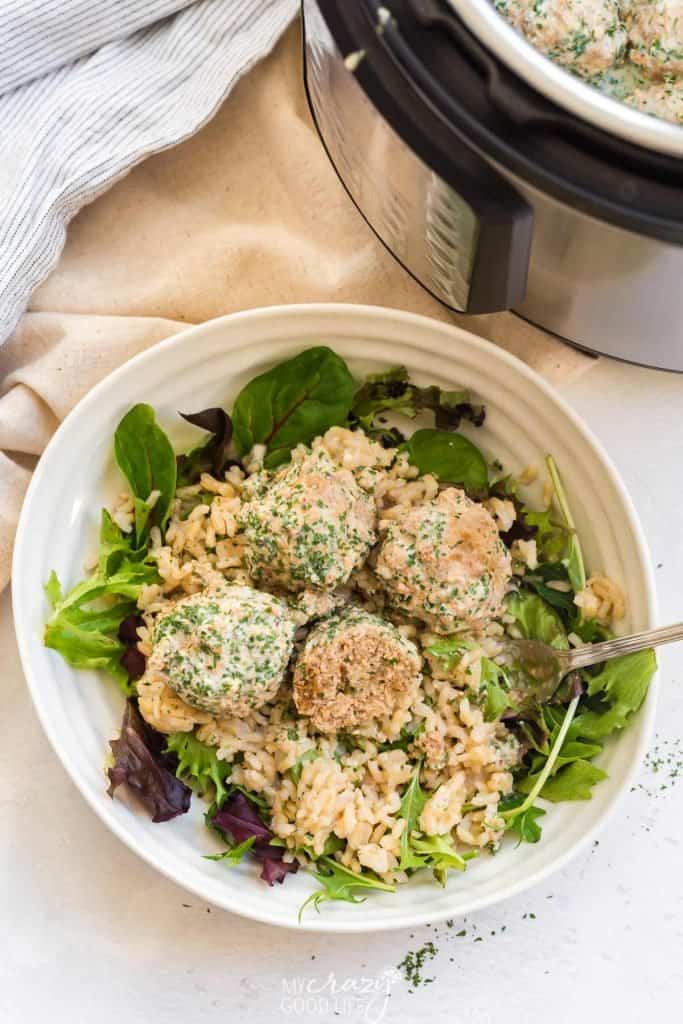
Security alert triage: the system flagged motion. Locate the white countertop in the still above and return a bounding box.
[2,352,683,1024]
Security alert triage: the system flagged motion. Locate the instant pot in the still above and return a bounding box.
[302,0,683,370]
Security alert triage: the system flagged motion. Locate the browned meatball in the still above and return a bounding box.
[292,608,422,732]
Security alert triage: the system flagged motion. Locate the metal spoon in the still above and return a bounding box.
[503,622,682,706]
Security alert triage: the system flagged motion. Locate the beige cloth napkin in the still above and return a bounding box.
[0,21,593,593]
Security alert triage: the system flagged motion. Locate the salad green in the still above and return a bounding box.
[42,346,657,916]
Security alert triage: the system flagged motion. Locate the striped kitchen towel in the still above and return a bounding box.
[0,0,298,347]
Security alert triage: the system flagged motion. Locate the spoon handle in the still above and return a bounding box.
[567,622,683,671]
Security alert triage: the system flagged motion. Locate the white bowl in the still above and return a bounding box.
[12,304,657,932]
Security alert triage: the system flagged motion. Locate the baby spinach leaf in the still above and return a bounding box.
[572,649,656,741]
[498,794,545,844]
[232,347,355,469]
[506,591,569,650]
[398,762,430,870]
[114,403,177,543]
[298,857,396,919]
[176,407,234,485]
[406,429,488,490]
[204,835,256,866]
[165,731,232,806]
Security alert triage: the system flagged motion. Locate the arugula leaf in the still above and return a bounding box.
[114,403,177,543]
[377,720,425,753]
[176,407,234,486]
[498,794,546,843]
[406,429,488,490]
[398,762,430,870]
[533,759,608,802]
[410,833,468,879]
[287,748,321,785]
[204,835,256,866]
[298,857,396,919]
[232,347,355,469]
[572,649,656,741]
[165,732,232,806]
[507,591,569,649]
[545,456,586,592]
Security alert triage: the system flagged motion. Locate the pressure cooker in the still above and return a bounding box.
[302,0,683,370]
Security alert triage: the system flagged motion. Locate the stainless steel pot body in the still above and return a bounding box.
[304,0,683,370]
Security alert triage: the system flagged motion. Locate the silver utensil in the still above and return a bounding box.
[503,622,681,706]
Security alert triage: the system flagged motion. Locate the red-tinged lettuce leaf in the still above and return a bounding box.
[211,792,298,886]
[107,700,191,822]
[176,407,236,485]
[212,792,271,843]
[259,854,298,886]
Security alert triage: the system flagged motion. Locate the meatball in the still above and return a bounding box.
[239,448,376,592]
[144,585,295,716]
[292,608,422,732]
[375,488,512,632]
[627,73,683,121]
[499,0,627,77]
[626,2,683,78]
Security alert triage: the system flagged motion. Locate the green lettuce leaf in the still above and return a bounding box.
[165,732,232,806]
[298,858,395,919]
[481,658,512,722]
[533,759,608,802]
[573,649,657,741]
[43,557,158,696]
[506,591,569,649]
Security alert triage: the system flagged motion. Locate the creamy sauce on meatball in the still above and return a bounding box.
[375,488,512,633]
[292,608,422,732]
[239,447,376,592]
[144,585,295,716]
